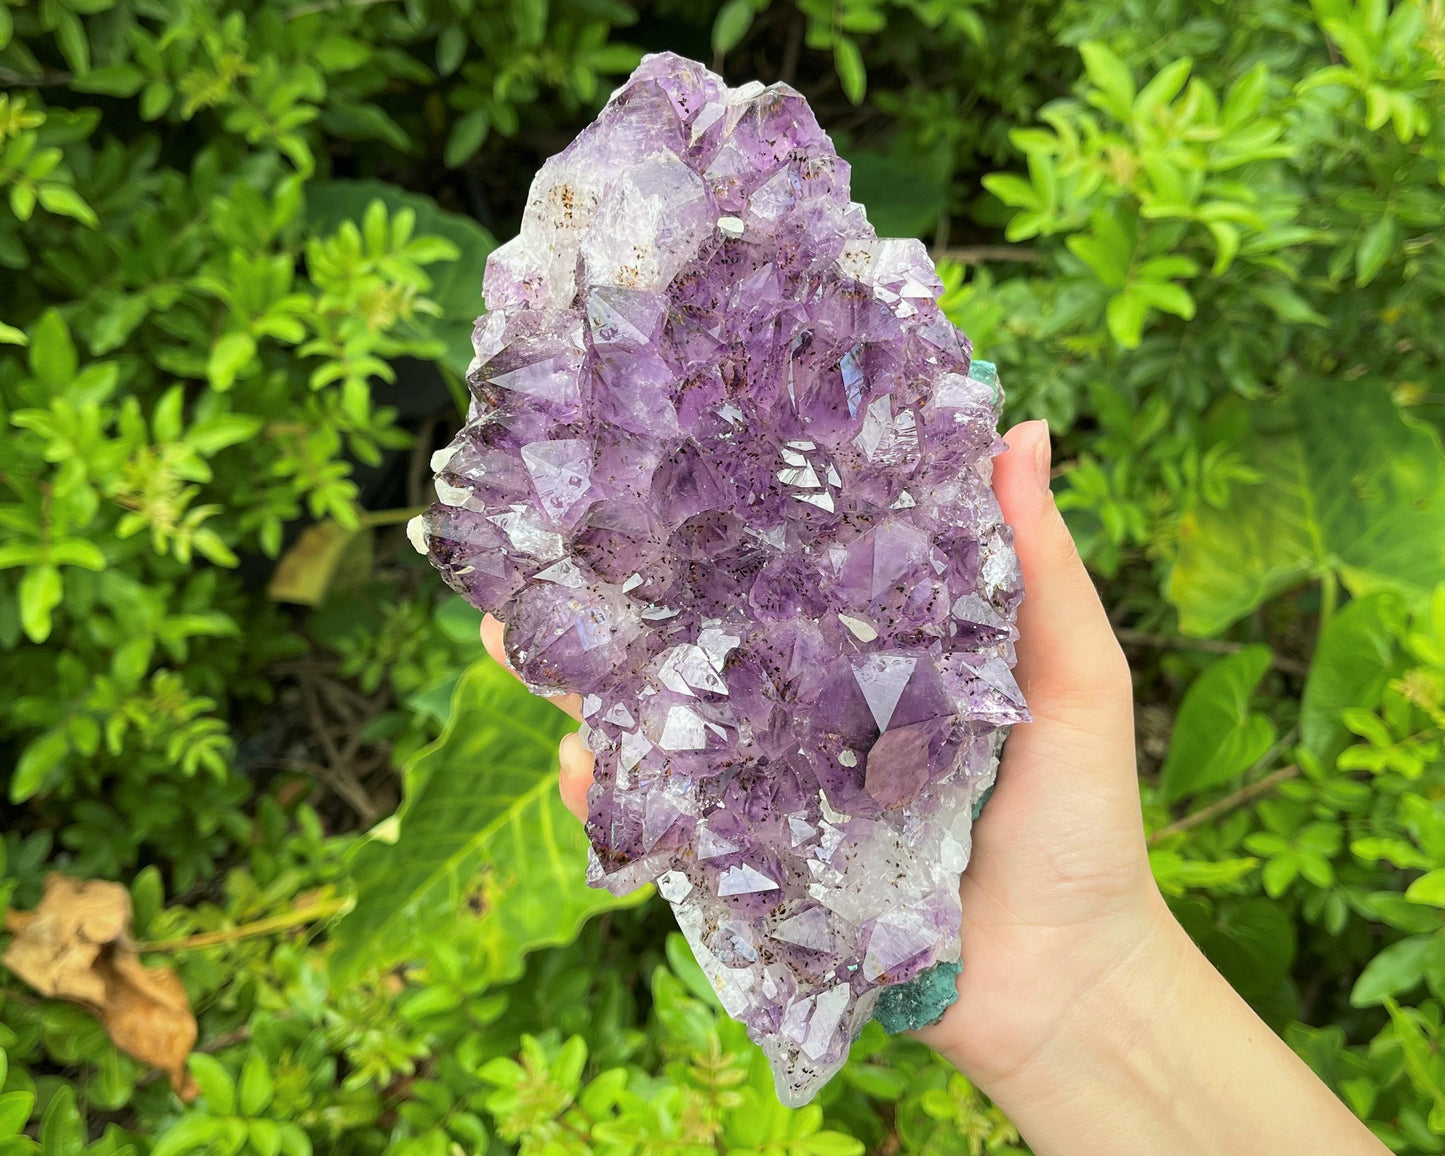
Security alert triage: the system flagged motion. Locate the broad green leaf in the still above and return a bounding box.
[306,180,495,376]
[1351,934,1434,1006]
[1158,646,1276,803]
[1300,591,1404,761]
[843,138,951,240]
[329,660,646,984]
[435,595,482,644]
[1198,899,1296,1000]
[1169,381,1445,636]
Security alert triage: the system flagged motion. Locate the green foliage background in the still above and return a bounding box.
[1,0,1443,1152]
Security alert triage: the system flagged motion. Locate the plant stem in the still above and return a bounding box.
[359,505,426,528]
[134,897,352,953]
[1318,569,1339,634]
[1115,628,1310,677]
[1147,765,1301,846]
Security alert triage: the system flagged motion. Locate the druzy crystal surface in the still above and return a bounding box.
[412,52,1027,1106]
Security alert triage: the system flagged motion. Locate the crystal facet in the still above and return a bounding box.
[414,52,1028,1106]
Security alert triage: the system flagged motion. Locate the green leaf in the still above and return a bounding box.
[238,1053,273,1116]
[1079,40,1136,120]
[53,10,89,75]
[1169,381,1445,635]
[1300,591,1405,761]
[436,24,466,76]
[1222,63,1270,128]
[11,729,68,802]
[435,595,482,644]
[712,0,756,56]
[71,64,144,97]
[36,185,97,227]
[328,660,647,985]
[306,180,495,376]
[1158,647,1276,802]
[0,321,27,346]
[834,36,866,106]
[1134,57,1193,118]
[38,1085,82,1156]
[28,309,76,390]
[187,1053,236,1116]
[444,109,490,169]
[1407,870,1445,907]
[797,1134,865,1156]
[1351,934,1434,1006]
[207,332,256,391]
[18,563,62,644]
[187,414,264,456]
[1356,214,1398,286]
[0,1092,33,1136]
[1105,287,1149,347]
[149,1115,231,1156]
[1068,234,1129,287]
[248,1121,281,1156]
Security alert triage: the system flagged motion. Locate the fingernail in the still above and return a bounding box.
[1028,419,1051,492]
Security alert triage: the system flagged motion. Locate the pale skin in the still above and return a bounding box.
[481,420,1389,1154]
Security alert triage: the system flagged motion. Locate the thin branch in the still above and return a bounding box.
[0,69,73,87]
[285,0,397,17]
[408,415,438,510]
[1115,628,1310,678]
[134,897,351,953]
[1147,765,1301,846]
[299,677,382,823]
[359,505,425,528]
[780,12,804,87]
[931,245,1041,264]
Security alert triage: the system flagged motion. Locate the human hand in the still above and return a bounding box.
[481,420,1387,1154]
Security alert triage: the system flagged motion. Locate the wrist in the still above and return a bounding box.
[963,894,1386,1156]
[961,891,1206,1138]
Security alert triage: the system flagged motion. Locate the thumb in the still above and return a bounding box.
[991,421,1136,781]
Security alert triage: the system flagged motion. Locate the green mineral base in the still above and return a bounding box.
[870,781,995,1032]
[871,959,963,1033]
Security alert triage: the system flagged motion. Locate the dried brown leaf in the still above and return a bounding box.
[2,872,198,1098]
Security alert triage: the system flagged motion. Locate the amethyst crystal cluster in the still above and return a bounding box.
[411,52,1027,1105]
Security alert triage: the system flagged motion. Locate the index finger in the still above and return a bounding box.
[481,613,585,722]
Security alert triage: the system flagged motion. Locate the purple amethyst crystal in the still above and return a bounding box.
[411,52,1027,1105]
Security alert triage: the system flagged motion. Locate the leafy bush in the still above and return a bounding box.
[1,0,1443,1152]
